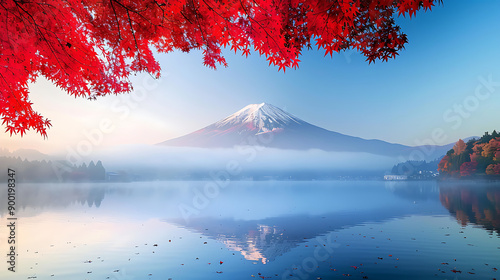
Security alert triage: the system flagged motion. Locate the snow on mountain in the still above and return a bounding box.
[159,102,314,149]
[214,103,303,134]
[159,103,450,159]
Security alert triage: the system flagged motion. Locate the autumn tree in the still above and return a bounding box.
[1,0,441,136]
[453,139,466,155]
[438,155,451,174]
[439,139,470,176]
[481,138,500,158]
[460,161,477,177]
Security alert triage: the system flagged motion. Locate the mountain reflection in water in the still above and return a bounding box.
[1,180,499,280]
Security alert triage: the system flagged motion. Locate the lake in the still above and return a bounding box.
[1,180,499,280]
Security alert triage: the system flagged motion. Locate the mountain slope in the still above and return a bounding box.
[159,103,449,158]
[0,148,51,161]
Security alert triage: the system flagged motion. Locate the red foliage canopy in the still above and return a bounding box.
[0,0,440,136]
[460,161,478,177]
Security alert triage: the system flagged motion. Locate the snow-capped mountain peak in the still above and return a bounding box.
[214,103,303,134]
[159,102,450,159]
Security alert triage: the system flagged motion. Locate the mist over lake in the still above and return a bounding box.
[55,144,403,180]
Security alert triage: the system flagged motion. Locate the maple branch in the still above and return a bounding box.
[200,0,232,24]
[0,73,22,115]
[125,9,143,68]
[152,0,167,26]
[242,0,285,61]
[113,0,159,28]
[179,10,194,25]
[109,0,123,41]
[34,3,97,70]
[0,4,31,123]
[200,0,234,39]
[190,0,210,48]
[11,2,67,73]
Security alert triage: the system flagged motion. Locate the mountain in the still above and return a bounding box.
[159,103,451,159]
[0,148,51,161]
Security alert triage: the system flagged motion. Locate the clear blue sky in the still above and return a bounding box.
[2,0,500,154]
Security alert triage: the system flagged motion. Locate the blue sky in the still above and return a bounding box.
[2,0,500,154]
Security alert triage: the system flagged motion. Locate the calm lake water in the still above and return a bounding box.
[1,180,499,280]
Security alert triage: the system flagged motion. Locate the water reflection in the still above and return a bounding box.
[384,180,440,202]
[170,206,446,264]
[1,181,499,280]
[0,183,106,215]
[3,181,500,239]
[439,183,500,234]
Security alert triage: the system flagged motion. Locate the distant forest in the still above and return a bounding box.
[0,156,105,182]
[391,158,441,179]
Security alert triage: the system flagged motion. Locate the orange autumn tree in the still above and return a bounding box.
[1,0,441,137]
[437,155,451,174]
[438,138,469,176]
[453,139,466,155]
[486,164,500,175]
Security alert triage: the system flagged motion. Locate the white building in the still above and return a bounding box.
[384,175,408,181]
